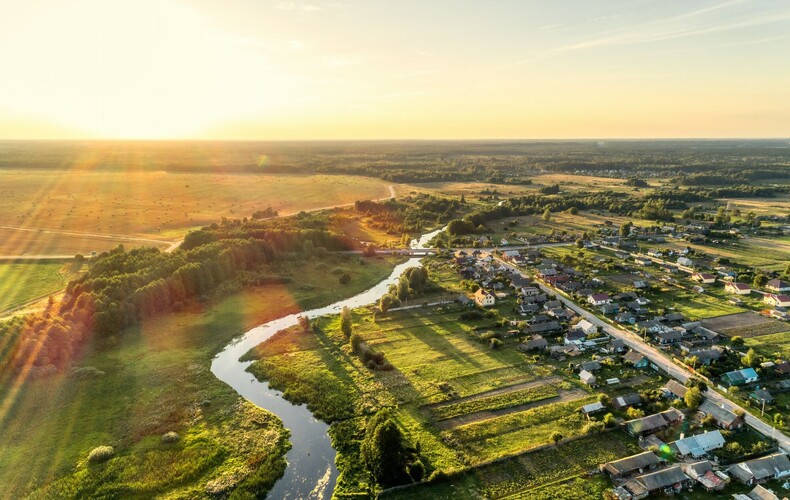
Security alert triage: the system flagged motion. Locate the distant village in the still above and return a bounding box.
[445,229,790,499]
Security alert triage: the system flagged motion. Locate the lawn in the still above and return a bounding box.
[0,253,400,498]
[0,261,84,312]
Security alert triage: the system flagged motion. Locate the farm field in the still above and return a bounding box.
[0,253,401,498]
[0,169,394,251]
[381,434,640,499]
[701,312,787,338]
[0,262,84,312]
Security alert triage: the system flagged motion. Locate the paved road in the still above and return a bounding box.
[497,257,790,453]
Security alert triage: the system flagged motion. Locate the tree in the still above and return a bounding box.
[684,387,703,410]
[460,194,466,204]
[603,413,616,427]
[340,306,353,339]
[542,209,552,222]
[379,294,395,313]
[550,431,563,445]
[620,221,633,237]
[752,273,768,288]
[731,336,744,347]
[742,348,760,368]
[362,412,410,488]
[626,407,645,419]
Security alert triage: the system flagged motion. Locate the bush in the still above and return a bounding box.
[87,445,114,463]
[161,431,180,444]
[459,310,484,321]
[339,273,351,285]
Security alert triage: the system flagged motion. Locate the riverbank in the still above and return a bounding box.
[0,253,402,497]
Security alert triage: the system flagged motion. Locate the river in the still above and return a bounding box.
[210,228,444,499]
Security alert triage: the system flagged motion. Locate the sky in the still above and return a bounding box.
[0,0,789,140]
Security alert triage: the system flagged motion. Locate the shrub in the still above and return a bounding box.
[161,431,180,444]
[339,273,351,285]
[459,310,483,321]
[87,445,114,463]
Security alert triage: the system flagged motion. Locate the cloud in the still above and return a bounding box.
[503,0,790,67]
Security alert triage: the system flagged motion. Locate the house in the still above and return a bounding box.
[725,282,752,295]
[588,293,611,306]
[550,344,581,358]
[543,299,562,310]
[763,294,790,308]
[663,380,688,400]
[579,369,597,386]
[699,400,743,430]
[600,303,620,315]
[581,401,605,416]
[580,360,602,372]
[606,338,627,354]
[517,303,539,315]
[528,321,561,335]
[633,280,648,290]
[728,453,790,485]
[624,466,692,496]
[721,367,759,387]
[519,335,548,351]
[624,407,683,436]
[766,279,790,293]
[749,389,774,405]
[679,461,726,492]
[687,347,723,365]
[474,289,496,307]
[733,485,783,500]
[692,285,706,294]
[520,286,541,297]
[775,361,790,376]
[565,329,587,345]
[678,256,694,267]
[624,350,649,369]
[693,272,717,284]
[616,311,637,324]
[601,451,662,478]
[574,319,597,335]
[613,393,643,410]
[670,430,725,458]
[634,257,652,266]
[653,329,683,345]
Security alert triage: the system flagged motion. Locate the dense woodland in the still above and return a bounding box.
[2,140,789,186]
[0,214,357,380]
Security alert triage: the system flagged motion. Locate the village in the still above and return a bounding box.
[443,226,790,499]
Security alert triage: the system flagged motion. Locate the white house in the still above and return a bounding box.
[766,279,790,293]
[588,293,611,306]
[677,257,694,267]
[474,289,496,307]
[579,370,597,386]
[763,294,790,308]
[693,273,717,284]
[725,282,751,295]
[574,319,597,335]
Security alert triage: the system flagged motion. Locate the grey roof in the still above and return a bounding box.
[613,393,642,409]
[680,460,713,478]
[672,430,725,458]
[581,401,605,414]
[528,321,561,334]
[700,400,740,427]
[632,465,689,491]
[747,485,782,500]
[625,407,683,435]
[602,451,662,477]
[624,350,646,365]
[664,380,688,399]
[580,360,602,372]
[728,453,790,483]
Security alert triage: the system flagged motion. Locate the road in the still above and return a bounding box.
[496,257,790,453]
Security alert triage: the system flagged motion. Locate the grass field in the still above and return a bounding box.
[382,434,640,499]
[744,330,790,360]
[0,170,394,254]
[0,254,401,498]
[0,262,84,312]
